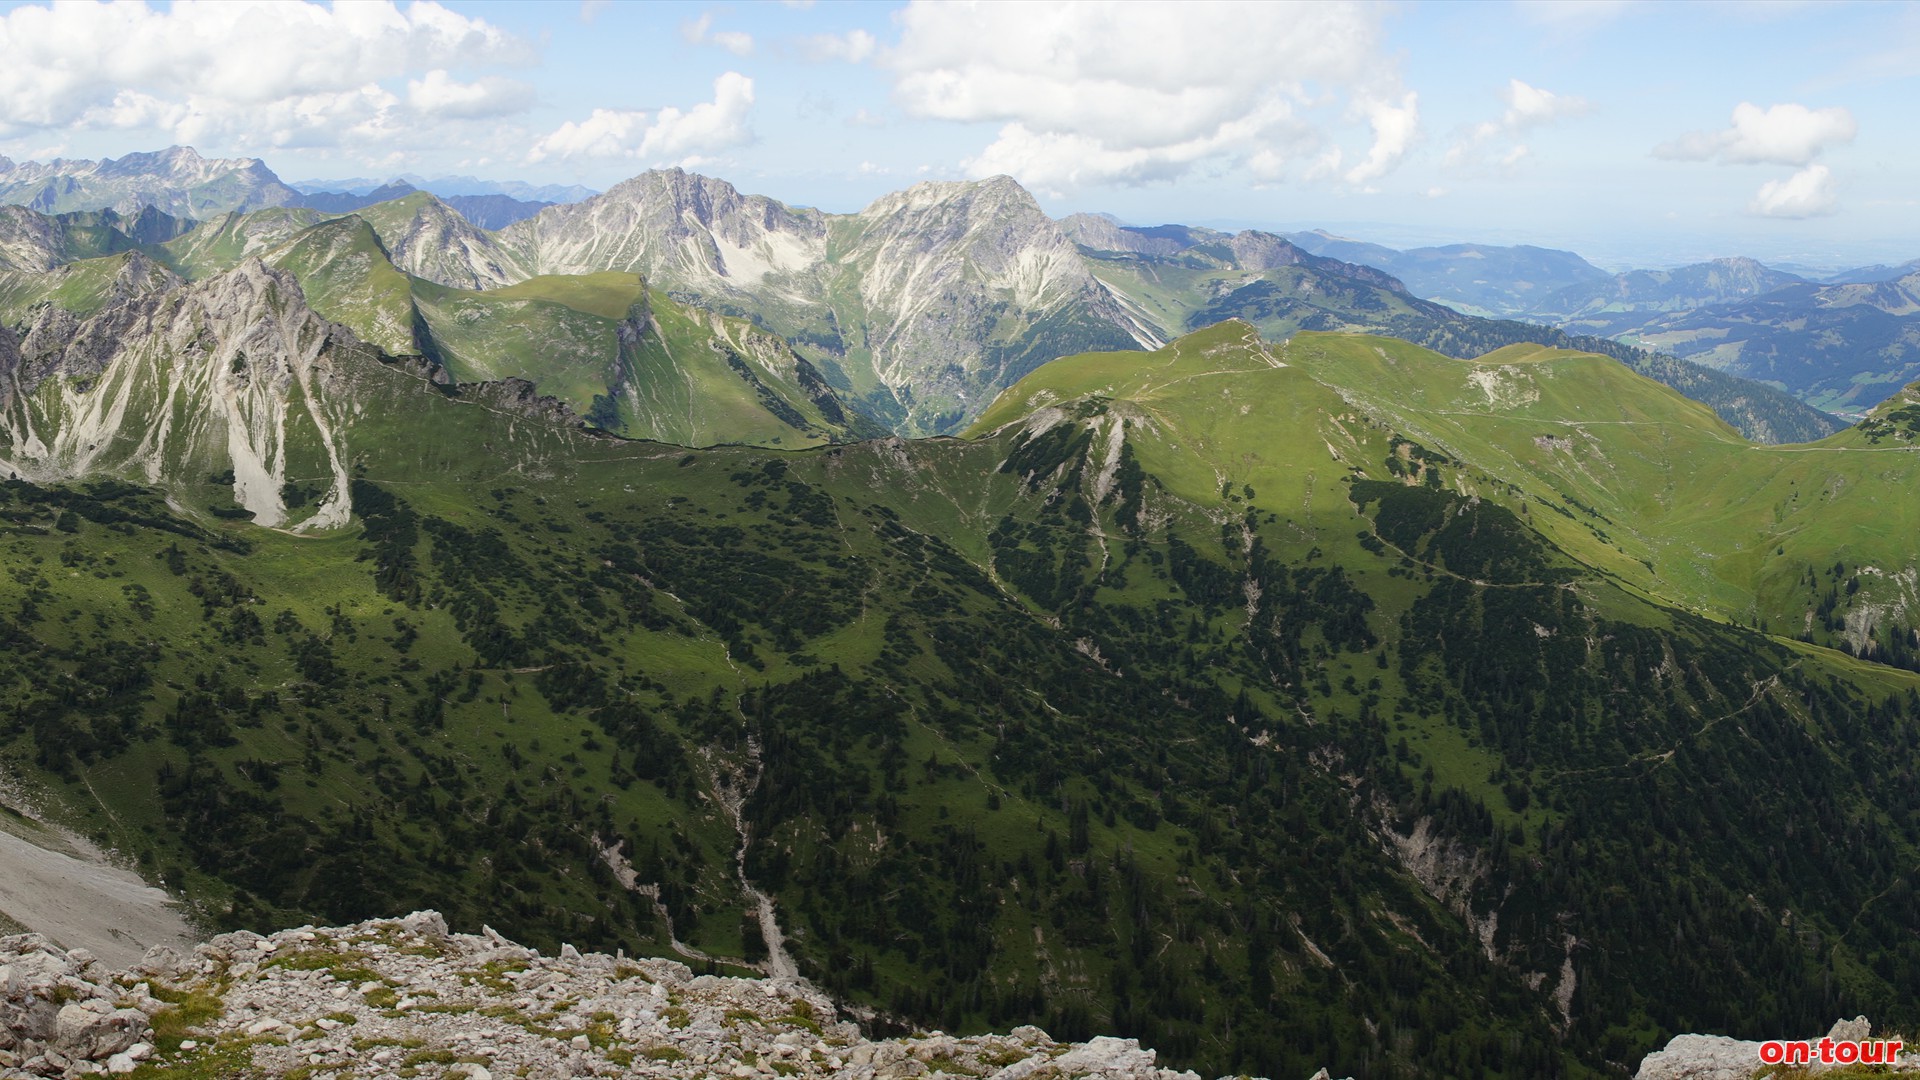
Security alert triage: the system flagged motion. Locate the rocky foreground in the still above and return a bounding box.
[10,910,1910,1080]
[0,912,1214,1080]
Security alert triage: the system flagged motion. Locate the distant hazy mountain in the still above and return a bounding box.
[1620,272,1920,413]
[441,194,553,230]
[293,181,422,214]
[1824,258,1920,285]
[1529,256,1806,336]
[290,174,596,204]
[292,182,552,230]
[0,146,302,219]
[1279,223,1920,415]
[1284,230,1613,317]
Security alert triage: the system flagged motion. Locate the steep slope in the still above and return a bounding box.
[261,216,427,360]
[0,250,182,326]
[499,167,829,292]
[1529,256,1806,335]
[0,259,369,529]
[412,273,876,447]
[818,177,1153,431]
[501,170,1150,434]
[0,146,302,219]
[1243,334,1920,667]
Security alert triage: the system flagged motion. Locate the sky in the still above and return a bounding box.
[0,0,1914,270]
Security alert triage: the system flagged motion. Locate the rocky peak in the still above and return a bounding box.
[501,169,827,289]
[349,191,527,290]
[95,146,270,187]
[850,174,1092,310]
[598,168,826,247]
[857,174,1044,226]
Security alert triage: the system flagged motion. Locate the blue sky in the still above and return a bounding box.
[0,0,1914,269]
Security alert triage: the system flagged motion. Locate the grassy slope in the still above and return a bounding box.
[989,325,1920,662]
[263,217,421,357]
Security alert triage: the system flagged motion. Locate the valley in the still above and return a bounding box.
[2,150,1920,1079]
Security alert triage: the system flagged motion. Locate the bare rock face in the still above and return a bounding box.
[353,193,528,291]
[0,257,362,530]
[0,933,156,1078]
[501,169,1152,434]
[1633,1034,1769,1080]
[1,913,1222,1080]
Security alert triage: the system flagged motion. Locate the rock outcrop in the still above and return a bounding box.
[0,934,156,1078]
[1635,1017,1918,1078]
[1,913,1215,1080]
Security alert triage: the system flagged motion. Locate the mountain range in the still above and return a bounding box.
[9,147,1915,422]
[8,148,1920,1077]
[0,147,302,219]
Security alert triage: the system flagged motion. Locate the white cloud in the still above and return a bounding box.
[1503,80,1591,128]
[1444,79,1590,171]
[1345,93,1419,185]
[529,73,756,164]
[407,70,532,120]
[0,0,530,151]
[682,12,754,56]
[883,0,1412,192]
[1655,102,1856,166]
[579,0,611,24]
[800,29,877,63]
[1749,163,1838,218]
[1658,102,1855,218]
